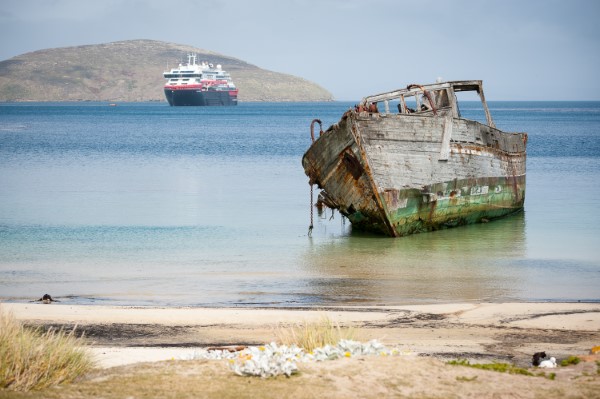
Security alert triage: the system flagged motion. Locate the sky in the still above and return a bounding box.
[0,0,598,101]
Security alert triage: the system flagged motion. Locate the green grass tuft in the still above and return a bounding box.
[447,359,534,376]
[560,356,581,367]
[0,306,95,391]
[456,375,478,382]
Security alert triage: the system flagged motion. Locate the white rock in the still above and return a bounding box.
[538,357,557,368]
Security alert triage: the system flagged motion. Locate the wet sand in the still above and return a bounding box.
[3,302,599,368]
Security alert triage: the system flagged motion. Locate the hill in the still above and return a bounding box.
[0,40,333,102]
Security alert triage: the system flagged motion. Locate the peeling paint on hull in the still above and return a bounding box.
[302,81,527,237]
[350,175,525,236]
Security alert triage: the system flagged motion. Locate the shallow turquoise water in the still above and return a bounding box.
[0,102,598,306]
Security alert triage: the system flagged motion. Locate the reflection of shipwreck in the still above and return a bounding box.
[302,81,527,237]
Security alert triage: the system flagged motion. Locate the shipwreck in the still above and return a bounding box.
[302,80,527,237]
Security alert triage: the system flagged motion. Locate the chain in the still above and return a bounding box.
[308,184,314,237]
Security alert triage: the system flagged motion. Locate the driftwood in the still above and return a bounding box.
[205,345,247,352]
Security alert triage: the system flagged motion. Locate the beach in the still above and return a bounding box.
[4,302,599,367]
[2,302,600,398]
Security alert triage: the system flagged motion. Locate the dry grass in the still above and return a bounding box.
[0,306,94,392]
[275,316,358,352]
[5,356,600,399]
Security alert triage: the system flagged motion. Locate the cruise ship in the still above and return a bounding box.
[163,54,238,106]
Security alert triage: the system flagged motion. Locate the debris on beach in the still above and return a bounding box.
[205,345,247,352]
[182,339,408,377]
[532,351,547,366]
[229,343,303,377]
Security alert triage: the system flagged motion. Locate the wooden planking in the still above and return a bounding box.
[357,114,526,191]
[439,114,453,161]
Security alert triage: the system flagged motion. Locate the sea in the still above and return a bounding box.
[0,101,599,307]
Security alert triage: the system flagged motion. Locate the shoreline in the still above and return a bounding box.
[3,302,599,369]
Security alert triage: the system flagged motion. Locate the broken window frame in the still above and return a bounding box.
[361,80,495,128]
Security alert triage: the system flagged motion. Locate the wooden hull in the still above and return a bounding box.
[302,110,527,237]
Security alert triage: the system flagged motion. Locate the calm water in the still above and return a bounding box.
[0,101,599,306]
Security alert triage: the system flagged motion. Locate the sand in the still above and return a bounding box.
[2,301,599,398]
[3,302,599,369]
